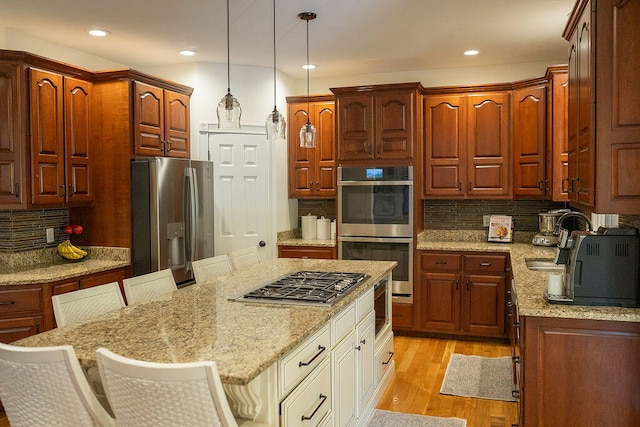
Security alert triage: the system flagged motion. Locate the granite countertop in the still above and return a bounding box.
[0,247,130,286]
[417,231,640,323]
[277,238,336,247]
[13,258,396,385]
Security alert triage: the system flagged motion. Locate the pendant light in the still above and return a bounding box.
[298,12,317,148]
[217,0,242,128]
[265,0,286,140]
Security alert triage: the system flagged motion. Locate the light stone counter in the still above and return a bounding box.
[277,238,336,247]
[0,247,130,285]
[417,231,640,323]
[13,258,396,386]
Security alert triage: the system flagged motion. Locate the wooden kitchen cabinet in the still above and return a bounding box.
[422,91,511,198]
[278,245,337,259]
[512,82,547,199]
[0,51,94,209]
[30,69,93,206]
[545,66,569,202]
[563,0,640,214]
[416,251,508,338]
[71,70,193,249]
[286,95,336,198]
[133,81,190,159]
[332,83,421,164]
[520,315,640,427]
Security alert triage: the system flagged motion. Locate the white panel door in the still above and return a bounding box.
[203,127,272,261]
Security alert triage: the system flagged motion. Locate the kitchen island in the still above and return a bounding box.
[14,258,397,426]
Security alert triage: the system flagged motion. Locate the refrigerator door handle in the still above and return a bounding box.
[183,167,199,273]
[190,167,200,266]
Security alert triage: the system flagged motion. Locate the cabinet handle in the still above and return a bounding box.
[298,345,326,367]
[360,339,366,345]
[68,184,76,197]
[512,356,521,363]
[14,183,19,198]
[537,180,545,191]
[435,261,447,265]
[561,177,570,193]
[458,181,462,191]
[309,181,314,191]
[315,182,319,191]
[301,394,327,421]
[59,185,66,197]
[363,141,369,154]
[377,144,381,155]
[455,280,459,290]
[479,262,492,267]
[0,300,16,306]
[355,345,361,351]
[468,180,473,191]
[382,351,395,365]
[512,390,520,399]
[466,280,470,291]
[36,323,40,334]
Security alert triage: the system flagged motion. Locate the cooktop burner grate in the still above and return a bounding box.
[235,271,368,306]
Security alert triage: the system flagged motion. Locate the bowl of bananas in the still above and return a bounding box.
[57,240,88,261]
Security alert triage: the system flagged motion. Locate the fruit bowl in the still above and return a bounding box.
[57,240,88,261]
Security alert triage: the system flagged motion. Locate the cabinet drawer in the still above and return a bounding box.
[0,288,43,315]
[278,246,336,259]
[421,252,462,271]
[280,358,332,427]
[279,323,331,398]
[332,302,356,346]
[391,303,413,329]
[357,286,374,323]
[376,330,395,385]
[464,254,507,273]
[0,316,43,343]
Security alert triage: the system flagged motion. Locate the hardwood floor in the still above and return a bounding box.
[0,335,517,427]
[377,335,518,427]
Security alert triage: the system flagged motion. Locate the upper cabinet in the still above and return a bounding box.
[332,83,421,164]
[512,82,547,199]
[563,0,640,214]
[287,95,336,198]
[0,52,94,209]
[133,81,190,159]
[546,66,569,202]
[422,90,510,199]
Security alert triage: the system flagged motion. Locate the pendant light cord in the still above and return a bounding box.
[305,16,310,124]
[226,0,231,93]
[272,0,277,109]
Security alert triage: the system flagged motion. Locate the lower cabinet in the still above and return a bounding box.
[0,267,127,341]
[416,251,508,338]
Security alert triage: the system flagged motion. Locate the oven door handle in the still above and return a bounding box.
[338,180,413,186]
[338,236,413,244]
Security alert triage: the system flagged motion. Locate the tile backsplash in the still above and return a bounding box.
[0,209,69,253]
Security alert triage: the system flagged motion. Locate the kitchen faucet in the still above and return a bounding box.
[553,211,594,236]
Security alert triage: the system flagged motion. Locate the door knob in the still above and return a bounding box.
[258,241,266,247]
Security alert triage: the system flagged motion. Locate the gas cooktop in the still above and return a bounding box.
[234,271,368,307]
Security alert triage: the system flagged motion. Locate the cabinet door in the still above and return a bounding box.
[164,90,190,159]
[375,91,414,160]
[133,81,165,157]
[64,77,93,203]
[288,102,315,197]
[567,36,579,204]
[332,330,357,427]
[513,85,547,199]
[422,95,466,197]
[337,94,375,161]
[356,310,376,413]
[419,272,460,331]
[463,274,506,337]
[80,268,126,291]
[548,69,569,202]
[0,63,26,207]
[314,101,336,196]
[466,92,510,198]
[29,68,65,205]
[0,317,43,344]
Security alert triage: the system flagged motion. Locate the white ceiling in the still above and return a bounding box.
[1,0,576,80]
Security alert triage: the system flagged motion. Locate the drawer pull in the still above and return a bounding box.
[298,345,326,367]
[301,394,327,421]
[479,262,492,266]
[0,301,16,306]
[435,261,448,265]
[382,351,394,365]
[512,356,521,363]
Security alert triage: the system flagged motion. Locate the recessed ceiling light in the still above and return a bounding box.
[464,50,479,56]
[179,50,198,56]
[302,64,316,70]
[88,29,110,37]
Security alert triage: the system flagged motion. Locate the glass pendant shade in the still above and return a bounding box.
[217,91,241,128]
[299,120,317,148]
[266,107,286,141]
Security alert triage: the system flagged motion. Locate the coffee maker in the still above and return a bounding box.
[532,209,570,246]
[549,227,640,307]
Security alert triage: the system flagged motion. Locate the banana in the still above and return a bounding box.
[57,240,87,260]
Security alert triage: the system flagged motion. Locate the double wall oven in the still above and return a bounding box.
[338,166,413,306]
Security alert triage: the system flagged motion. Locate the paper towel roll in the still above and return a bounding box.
[330,220,336,241]
[547,272,564,296]
[301,214,317,240]
[317,217,331,240]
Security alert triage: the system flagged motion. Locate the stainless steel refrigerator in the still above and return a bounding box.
[131,157,214,286]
